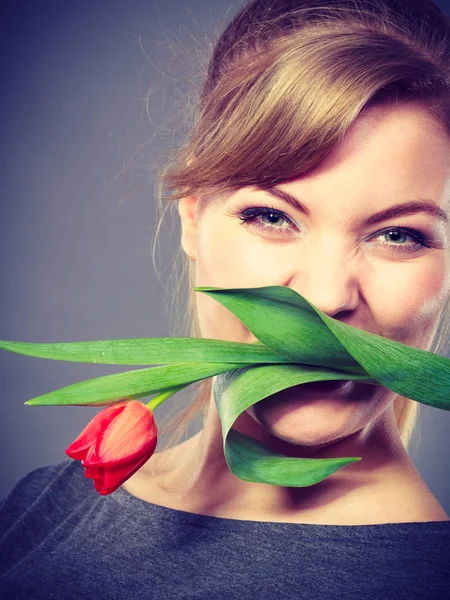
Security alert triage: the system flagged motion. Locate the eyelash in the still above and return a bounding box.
[237,205,435,252]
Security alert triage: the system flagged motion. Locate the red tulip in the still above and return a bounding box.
[66,400,157,495]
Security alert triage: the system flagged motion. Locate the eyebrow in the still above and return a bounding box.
[264,187,449,225]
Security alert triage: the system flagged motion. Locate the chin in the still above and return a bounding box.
[264,421,355,448]
[249,408,355,447]
[245,380,371,448]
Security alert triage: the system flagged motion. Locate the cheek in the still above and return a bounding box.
[193,221,295,341]
[368,255,450,345]
[195,225,285,287]
[194,220,263,341]
[194,211,301,337]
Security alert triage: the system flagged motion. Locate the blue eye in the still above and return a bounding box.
[373,227,432,252]
[237,205,435,253]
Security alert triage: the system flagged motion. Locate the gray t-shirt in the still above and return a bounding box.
[0,458,449,599]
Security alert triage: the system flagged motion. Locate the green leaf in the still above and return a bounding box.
[193,286,365,373]
[214,363,371,486]
[24,362,247,406]
[319,314,450,410]
[194,286,450,410]
[0,337,290,365]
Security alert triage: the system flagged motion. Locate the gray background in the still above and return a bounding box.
[1,0,450,515]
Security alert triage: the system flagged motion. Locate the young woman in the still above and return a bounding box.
[1,1,450,598]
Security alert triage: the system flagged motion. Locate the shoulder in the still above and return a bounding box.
[0,459,95,537]
[1,458,91,505]
[0,459,101,579]
[2,458,80,497]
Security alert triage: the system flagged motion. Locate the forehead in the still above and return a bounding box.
[199,102,450,214]
[330,102,448,165]
[281,103,450,211]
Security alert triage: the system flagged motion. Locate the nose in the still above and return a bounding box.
[286,237,361,322]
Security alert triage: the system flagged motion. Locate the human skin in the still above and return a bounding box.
[125,102,450,523]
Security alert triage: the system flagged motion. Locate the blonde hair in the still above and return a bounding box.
[151,0,450,456]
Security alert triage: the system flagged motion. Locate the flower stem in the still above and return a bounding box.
[146,385,186,411]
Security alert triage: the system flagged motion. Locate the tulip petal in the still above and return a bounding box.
[82,445,98,466]
[84,453,151,495]
[66,402,127,459]
[84,464,103,483]
[102,453,153,493]
[89,401,157,469]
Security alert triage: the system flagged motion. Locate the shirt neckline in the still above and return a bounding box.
[112,483,450,533]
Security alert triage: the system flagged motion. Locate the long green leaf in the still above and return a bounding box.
[193,286,364,372]
[195,286,450,410]
[214,363,372,486]
[24,362,247,406]
[0,338,290,365]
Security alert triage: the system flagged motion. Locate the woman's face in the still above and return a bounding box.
[178,102,450,446]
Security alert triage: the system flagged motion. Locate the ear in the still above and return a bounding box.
[177,195,200,261]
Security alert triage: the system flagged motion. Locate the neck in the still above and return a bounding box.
[149,388,431,524]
